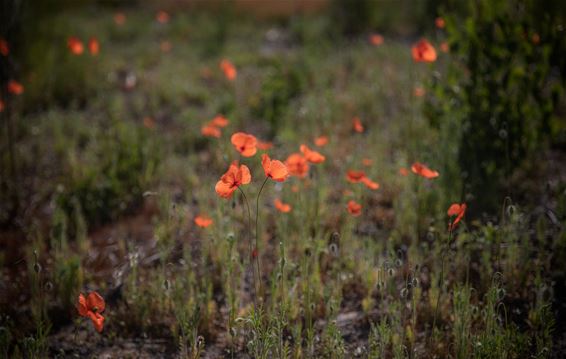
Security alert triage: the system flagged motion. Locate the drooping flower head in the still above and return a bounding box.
[262,154,288,182]
[77,291,106,333]
[231,132,257,157]
[447,203,466,231]
[215,161,251,198]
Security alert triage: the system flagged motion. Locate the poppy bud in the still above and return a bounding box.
[44,281,53,292]
[400,287,408,299]
[387,268,395,277]
[33,263,42,274]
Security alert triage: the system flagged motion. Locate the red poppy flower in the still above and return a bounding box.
[399,167,409,176]
[0,38,9,56]
[285,153,309,178]
[346,170,366,183]
[347,200,362,217]
[220,59,237,81]
[352,116,364,133]
[362,158,373,167]
[440,42,449,53]
[231,132,257,157]
[532,33,541,45]
[314,135,329,147]
[412,39,437,63]
[7,80,23,95]
[274,199,291,213]
[114,12,126,25]
[0,100,4,112]
[262,154,288,182]
[215,162,251,198]
[156,10,170,24]
[300,144,325,164]
[447,203,467,230]
[77,291,106,333]
[411,162,439,179]
[67,37,84,55]
[211,115,229,128]
[87,37,99,56]
[202,124,221,138]
[361,177,380,190]
[369,34,384,46]
[435,17,445,29]
[195,215,213,228]
[257,141,273,150]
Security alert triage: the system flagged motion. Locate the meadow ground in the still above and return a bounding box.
[1,3,565,358]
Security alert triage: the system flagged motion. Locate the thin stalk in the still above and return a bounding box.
[238,187,257,308]
[430,228,453,345]
[255,177,269,302]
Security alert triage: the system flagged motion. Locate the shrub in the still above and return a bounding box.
[425,0,566,213]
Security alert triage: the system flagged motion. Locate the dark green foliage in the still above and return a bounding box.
[425,0,566,213]
[56,122,160,227]
[252,62,305,137]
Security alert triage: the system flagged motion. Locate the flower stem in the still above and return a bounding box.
[430,227,452,346]
[238,187,256,308]
[255,177,269,302]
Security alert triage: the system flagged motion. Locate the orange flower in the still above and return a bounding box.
[369,34,384,46]
[362,158,373,167]
[347,200,362,217]
[7,80,23,95]
[231,132,257,157]
[220,59,237,81]
[77,291,106,333]
[361,177,380,190]
[262,154,288,182]
[274,199,291,213]
[440,42,449,53]
[257,140,273,150]
[412,39,437,63]
[202,124,221,138]
[88,37,99,55]
[215,162,251,198]
[414,86,425,97]
[114,12,126,25]
[285,153,309,178]
[194,214,213,228]
[211,115,229,128]
[314,135,329,147]
[435,17,445,29]
[411,162,439,179]
[0,38,9,56]
[300,144,325,164]
[346,170,366,183]
[352,116,364,133]
[156,10,170,24]
[447,203,467,231]
[399,167,409,176]
[67,37,84,55]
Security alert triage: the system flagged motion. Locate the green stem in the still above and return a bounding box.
[255,177,269,302]
[238,187,257,308]
[430,228,452,345]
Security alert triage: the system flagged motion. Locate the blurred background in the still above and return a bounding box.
[1,0,566,357]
